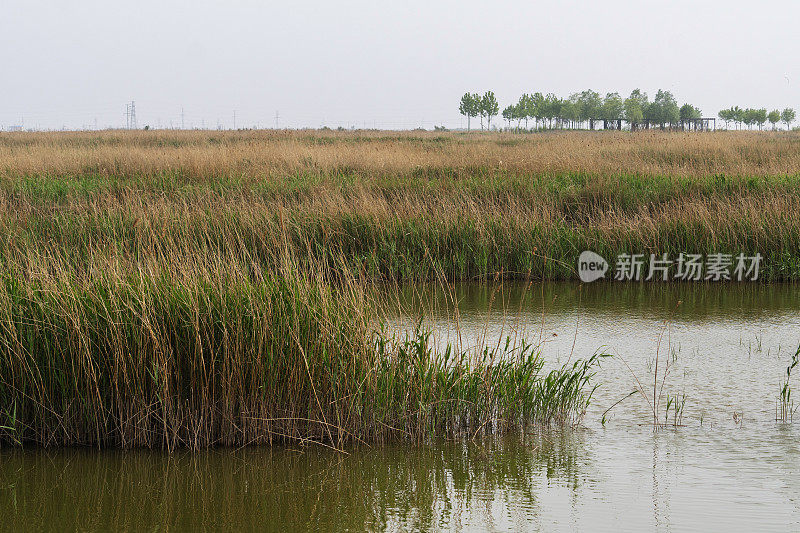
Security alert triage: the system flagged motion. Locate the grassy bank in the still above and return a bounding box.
[2,130,800,281]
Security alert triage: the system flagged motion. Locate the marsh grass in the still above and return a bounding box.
[0,129,797,448]
[2,130,800,282]
[777,346,800,423]
[0,250,604,449]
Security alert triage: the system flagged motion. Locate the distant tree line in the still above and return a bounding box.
[458,89,795,132]
[459,91,499,131]
[717,106,795,130]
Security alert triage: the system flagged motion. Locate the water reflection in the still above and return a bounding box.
[394,281,800,323]
[0,434,580,532]
[392,282,800,431]
[2,425,799,531]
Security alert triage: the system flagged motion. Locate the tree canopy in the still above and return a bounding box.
[459,89,794,132]
[782,108,796,130]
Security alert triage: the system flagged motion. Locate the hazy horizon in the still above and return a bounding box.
[2,0,799,131]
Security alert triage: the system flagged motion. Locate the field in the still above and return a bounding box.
[1,129,798,448]
[3,129,800,280]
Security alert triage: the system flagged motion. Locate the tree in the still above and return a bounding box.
[768,110,780,130]
[577,90,602,125]
[718,108,733,129]
[601,92,624,121]
[782,108,796,130]
[561,97,581,129]
[458,93,479,131]
[650,90,679,127]
[679,103,702,121]
[731,106,745,129]
[624,89,648,126]
[481,91,499,130]
[753,108,767,130]
[529,92,545,128]
[502,105,515,129]
[542,93,561,128]
[743,108,756,129]
[517,93,533,130]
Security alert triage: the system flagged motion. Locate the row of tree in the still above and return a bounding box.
[459,90,796,131]
[458,91,499,131]
[717,107,795,130]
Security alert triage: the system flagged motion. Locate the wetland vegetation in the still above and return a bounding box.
[1,129,799,449]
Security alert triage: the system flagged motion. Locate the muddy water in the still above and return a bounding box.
[1,282,799,532]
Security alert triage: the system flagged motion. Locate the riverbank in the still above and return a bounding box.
[2,130,799,281]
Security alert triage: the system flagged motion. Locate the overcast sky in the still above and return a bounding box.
[2,0,799,130]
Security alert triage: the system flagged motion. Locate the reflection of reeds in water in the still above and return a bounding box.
[0,433,584,531]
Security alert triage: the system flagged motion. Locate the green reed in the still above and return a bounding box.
[0,266,604,449]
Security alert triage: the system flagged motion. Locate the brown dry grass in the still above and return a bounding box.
[2,129,800,179]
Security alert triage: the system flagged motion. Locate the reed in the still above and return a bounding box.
[777,346,800,423]
[3,129,800,179]
[0,129,794,448]
[0,251,603,449]
[2,130,799,282]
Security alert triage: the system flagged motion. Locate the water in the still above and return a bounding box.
[2,282,800,532]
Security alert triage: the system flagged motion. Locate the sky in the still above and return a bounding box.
[2,0,799,130]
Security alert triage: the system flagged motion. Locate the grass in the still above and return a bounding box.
[778,345,800,423]
[0,251,604,449]
[2,130,800,282]
[1,128,797,448]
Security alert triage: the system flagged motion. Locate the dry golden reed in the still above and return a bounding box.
[2,129,800,179]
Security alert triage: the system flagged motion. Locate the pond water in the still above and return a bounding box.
[2,282,800,531]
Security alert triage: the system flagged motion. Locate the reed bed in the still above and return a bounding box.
[0,129,796,448]
[2,129,799,281]
[0,179,798,281]
[3,129,800,178]
[0,260,602,449]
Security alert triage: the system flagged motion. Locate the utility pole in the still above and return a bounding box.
[275,110,280,129]
[233,110,236,130]
[181,107,185,130]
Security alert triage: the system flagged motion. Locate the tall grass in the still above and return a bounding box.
[0,129,794,448]
[3,129,800,179]
[2,130,799,282]
[0,251,603,449]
